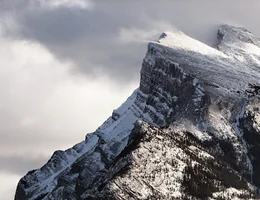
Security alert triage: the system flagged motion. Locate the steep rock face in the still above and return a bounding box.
[240,96,260,186]
[94,121,256,200]
[15,25,260,200]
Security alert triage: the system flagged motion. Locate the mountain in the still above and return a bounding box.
[15,24,260,200]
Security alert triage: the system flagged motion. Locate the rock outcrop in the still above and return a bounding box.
[15,25,260,200]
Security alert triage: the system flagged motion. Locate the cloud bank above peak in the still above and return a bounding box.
[2,0,260,83]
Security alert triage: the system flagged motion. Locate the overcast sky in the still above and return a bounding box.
[1,1,260,199]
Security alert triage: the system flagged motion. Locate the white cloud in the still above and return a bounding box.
[0,28,136,157]
[0,172,20,200]
[118,21,177,44]
[0,0,93,13]
[118,28,158,44]
[38,0,94,10]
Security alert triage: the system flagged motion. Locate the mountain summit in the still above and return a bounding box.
[15,25,260,200]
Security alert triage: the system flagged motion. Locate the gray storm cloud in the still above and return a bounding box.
[1,1,260,199]
[3,0,260,82]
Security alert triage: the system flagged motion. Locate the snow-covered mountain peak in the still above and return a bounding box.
[218,24,255,45]
[148,25,260,100]
[157,30,227,58]
[15,25,260,200]
[218,24,260,69]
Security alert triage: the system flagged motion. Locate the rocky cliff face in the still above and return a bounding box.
[15,25,260,200]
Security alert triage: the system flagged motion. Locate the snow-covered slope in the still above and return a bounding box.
[15,25,260,200]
